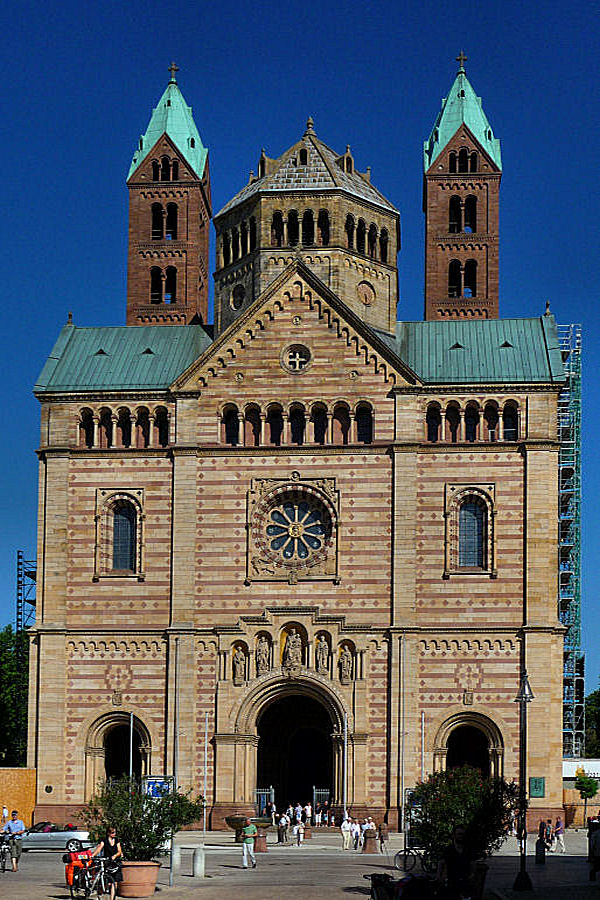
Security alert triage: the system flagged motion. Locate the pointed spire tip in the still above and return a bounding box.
[305,116,315,135]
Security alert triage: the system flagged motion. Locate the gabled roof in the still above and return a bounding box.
[374,315,564,384]
[216,119,397,217]
[424,64,502,172]
[35,323,212,394]
[127,75,208,181]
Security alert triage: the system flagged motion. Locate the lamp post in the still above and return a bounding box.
[513,670,534,892]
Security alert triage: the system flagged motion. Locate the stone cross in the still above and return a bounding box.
[456,51,468,70]
[168,61,179,82]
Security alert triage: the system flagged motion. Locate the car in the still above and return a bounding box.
[21,822,92,852]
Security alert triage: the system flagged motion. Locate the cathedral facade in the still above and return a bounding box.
[29,60,565,828]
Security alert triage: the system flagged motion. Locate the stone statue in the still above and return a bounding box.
[233,647,246,684]
[316,637,329,675]
[339,645,353,683]
[283,628,302,668]
[256,635,270,676]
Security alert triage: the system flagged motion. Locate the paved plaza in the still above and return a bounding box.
[2,829,598,899]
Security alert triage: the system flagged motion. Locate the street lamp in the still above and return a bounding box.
[513,670,534,892]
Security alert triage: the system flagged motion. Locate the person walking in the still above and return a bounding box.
[2,810,26,872]
[554,817,566,853]
[378,820,389,854]
[1,806,7,826]
[351,818,361,850]
[277,813,289,844]
[241,817,257,869]
[341,817,352,850]
[296,819,305,846]
[91,827,123,900]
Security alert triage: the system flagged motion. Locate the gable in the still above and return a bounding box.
[425,124,500,176]
[128,133,202,184]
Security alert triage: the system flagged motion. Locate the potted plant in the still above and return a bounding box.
[83,777,204,898]
[409,766,519,899]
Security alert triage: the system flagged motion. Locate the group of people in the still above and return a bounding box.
[340,816,388,852]
[264,799,338,828]
[537,817,566,853]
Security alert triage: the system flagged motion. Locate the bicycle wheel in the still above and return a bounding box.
[394,848,417,871]
[0,850,6,873]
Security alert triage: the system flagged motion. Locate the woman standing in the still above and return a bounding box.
[92,827,123,900]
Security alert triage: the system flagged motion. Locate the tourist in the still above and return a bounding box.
[91,827,123,900]
[544,818,554,850]
[1,805,7,825]
[277,812,289,844]
[554,817,565,853]
[351,818,361,850]
[2,810,26,873]
[341,817,352,850]
[294,802,303,823]
[378,820,389,854]
[304,801,312,825]
[315,803,322,826]
[241,817,257,869]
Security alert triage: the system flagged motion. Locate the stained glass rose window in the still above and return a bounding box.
[266,498,328,561]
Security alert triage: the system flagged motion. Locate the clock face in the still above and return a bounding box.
[357,281,376,306]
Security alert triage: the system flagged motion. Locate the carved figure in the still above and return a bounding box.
[316,638,329,675]
[233,647,246,684]
[339,645,353,683]
[283,629,302,668]
[256,636,270,676]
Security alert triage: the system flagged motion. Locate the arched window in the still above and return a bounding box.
[317,210,330,246]
[271,211,284,247]
[379,229,389,264]
[151,160,160,181]
[449,152,457,173]
[166,203,178,240]
[311,405,327,445]
[464,260,477,298]
[116,408,132,448]
[267,406,283,446]
[464,196,477,233]
[483,403,499,442]
[112,501,137,571]
[244,406,261,447]
[503,404,519,441]
[289,406,306,445]
[150,267,162,303]
[164,267,177,303]
[288,210,299,247]
[470,152,478,173]
[240,221,248,256]
[448,260,461,298]
[465,405,479,442]
[345,215,355,249]
[79,408,94,448]
[151,203,164,240]
[368,224,377,258]
[332,404,350,445]
[154,407,169,447]
[356,219,366,254]
[222,406,239,446]
[160,156,170,181]
[99,409,112,448]
[302,210,314,245]
[171,159,179,180]
[249,217,257,251]
[231,227,240,261]
[459,497,487,568]
[449,196,462,233]
[356,404,373,444]
[446,405,460,442]
[223,232,231,267]
[299,147,308,165]
[458,148,469,173]
[426,404,441,442]
[135,408,150,448]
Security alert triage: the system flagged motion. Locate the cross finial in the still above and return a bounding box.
[456,50,468,72]
[168,61,179,83]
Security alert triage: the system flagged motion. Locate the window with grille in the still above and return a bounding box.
[113,503,137,571]
[459,499,486,567]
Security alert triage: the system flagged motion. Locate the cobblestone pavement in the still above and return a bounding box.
[2,829,597,899]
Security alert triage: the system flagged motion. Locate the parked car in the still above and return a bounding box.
[21,822,92,852]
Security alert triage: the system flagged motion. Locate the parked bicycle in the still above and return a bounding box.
[394,845,437,874]
[65,853,110,899]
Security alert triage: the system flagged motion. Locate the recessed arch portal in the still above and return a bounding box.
[84,711,152,798]
[433,711,504,778]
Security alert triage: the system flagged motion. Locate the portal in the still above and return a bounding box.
[446,724,490,777]
[104,723,142,780]
[257,693,333,808]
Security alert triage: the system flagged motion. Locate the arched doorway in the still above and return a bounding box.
[257,694,333,807]
[446,725,490,777]
[104,724,142,780]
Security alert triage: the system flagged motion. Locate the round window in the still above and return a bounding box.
[231,284,245,310]
[253,488,334,571]
[357,280,376,306]
[281,343,312,374]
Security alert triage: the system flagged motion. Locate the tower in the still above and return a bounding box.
[212,118,400,335]
[423,54,502,320]
[126,64,211,325]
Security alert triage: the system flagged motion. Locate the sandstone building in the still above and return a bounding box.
[29,59,565,828]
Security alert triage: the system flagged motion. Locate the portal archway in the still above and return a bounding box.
[104,724,142,780]
[446,724,490,776]
[257,694,333,807]
[433,711,504,778]
[84,712,152,798]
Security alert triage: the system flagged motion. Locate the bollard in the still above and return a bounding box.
[171,844,181,872]
[192,846,205,878]
[535,838,546,865]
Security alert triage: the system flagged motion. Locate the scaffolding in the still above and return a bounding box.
[557,324,584,758]
[16,550,36,634]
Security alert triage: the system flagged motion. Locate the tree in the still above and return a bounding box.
[409,766,519,861]
[585,689,600,758]
[0,625,29,766]
[575,771,598,823]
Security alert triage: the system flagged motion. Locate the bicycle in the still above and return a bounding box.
[394,845,437,874]
[0,835,11,873]
[69,856,110,899]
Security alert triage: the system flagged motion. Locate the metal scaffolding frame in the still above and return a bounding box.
[557,324,584,758]
[16,550,36,634]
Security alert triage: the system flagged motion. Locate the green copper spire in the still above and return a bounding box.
[424,53,502,172]
[128,63,208,181]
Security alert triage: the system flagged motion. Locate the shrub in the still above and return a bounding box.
[83,777,204,861]
[409,766,519,860]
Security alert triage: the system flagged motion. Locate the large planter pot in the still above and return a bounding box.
[117,861,161,898]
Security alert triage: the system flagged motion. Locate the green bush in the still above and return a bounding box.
[409,766,519,861]
[83,777,204,861]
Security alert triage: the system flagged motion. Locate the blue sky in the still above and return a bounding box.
[1,0,598,688]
